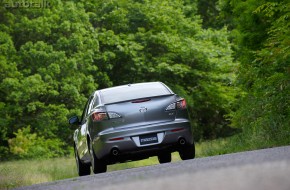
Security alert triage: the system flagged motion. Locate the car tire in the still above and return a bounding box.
[179,142,195,160]
[75,146,91,176]
[158,152,172,164]
[90,142,107,174]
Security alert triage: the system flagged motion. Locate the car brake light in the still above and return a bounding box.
[176,99,186,109]
[166,99,187,111]
[131,99,151,103]
[92,112,108,121]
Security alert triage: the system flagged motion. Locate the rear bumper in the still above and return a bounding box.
[91,119,193,162]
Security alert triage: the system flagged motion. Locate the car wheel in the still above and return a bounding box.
[89,142,107,174]
[158,152,172,164]
[75,146,91,176]
[179,143,195,160]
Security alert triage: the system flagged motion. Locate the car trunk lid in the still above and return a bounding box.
[104,94,176,129]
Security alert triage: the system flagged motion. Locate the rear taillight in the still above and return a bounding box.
[92,112,121,121]
[92,112,108,121]
[177,99,186,109]
[166,99,187,111]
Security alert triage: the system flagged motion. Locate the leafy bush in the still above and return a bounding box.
[0,146,10,161]
[8,126,66,159]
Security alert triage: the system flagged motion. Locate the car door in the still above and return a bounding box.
[78,96,94,159]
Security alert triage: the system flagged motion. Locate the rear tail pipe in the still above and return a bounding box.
[111,148,120,156]
[178,138,186,146]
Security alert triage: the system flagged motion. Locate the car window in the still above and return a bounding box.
[100,82,172,104]
[92,95,99,108]
[80,96,93,124]
[88,96,96,113]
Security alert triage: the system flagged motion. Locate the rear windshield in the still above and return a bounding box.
[100,82,172,104]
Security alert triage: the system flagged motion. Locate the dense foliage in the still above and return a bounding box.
[223,0,290,146]
[0,0,288,160]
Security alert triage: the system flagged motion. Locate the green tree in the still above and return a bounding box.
[0,0,238,159]
[222,0,290,146]
[0,0,110,159]
[0,31,20,157]
[85,0,238,139]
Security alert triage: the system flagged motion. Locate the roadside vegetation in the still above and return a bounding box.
[0,139,260,189]
[1,135,288,190]
[0,0,289,189]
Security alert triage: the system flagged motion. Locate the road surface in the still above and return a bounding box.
[15,146,290,190]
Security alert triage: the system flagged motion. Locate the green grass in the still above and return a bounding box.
[0,152,182,190]
[0,157,77,190]
[1,133,289,190]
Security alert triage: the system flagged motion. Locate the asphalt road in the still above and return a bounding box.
[15,146,290,190]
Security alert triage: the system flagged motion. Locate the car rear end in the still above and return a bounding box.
[89,82,194,163]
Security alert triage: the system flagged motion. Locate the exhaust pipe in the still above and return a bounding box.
[111,148,119,156]
[179,138,186,145]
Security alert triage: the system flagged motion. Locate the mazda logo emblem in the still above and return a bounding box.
[139,107,147,113]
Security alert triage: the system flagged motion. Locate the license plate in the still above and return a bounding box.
[139,133,158,145]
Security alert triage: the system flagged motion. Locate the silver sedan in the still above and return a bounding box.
[69,82,195,176]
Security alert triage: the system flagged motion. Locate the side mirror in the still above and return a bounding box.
[68,116,80,125]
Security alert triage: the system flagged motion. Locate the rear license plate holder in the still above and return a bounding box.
[139,133,158,145]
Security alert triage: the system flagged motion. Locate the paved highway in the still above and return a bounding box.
[15,146,290,190]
